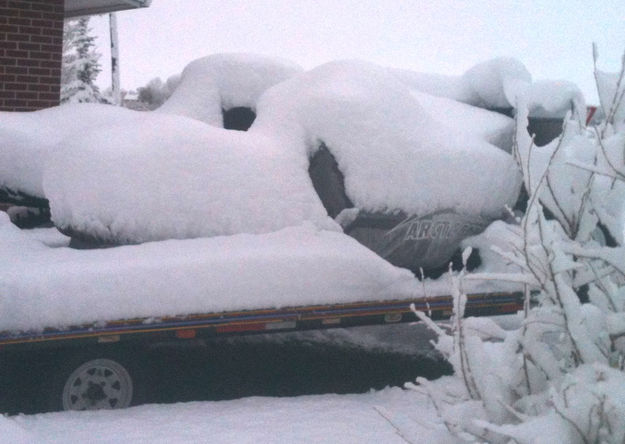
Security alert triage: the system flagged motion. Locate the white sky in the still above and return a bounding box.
[90,0,625,105]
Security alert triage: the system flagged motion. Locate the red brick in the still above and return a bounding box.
[19,25,41,35]
[16,74,37,83]
[37,3,55,11]
[7,17,31,26]
[28,67,49,75]
[40,60,59,68]
[8,1,32,9]
[6,49,28,58]
[0,91,16,99]
[41,27,60,36]
[17,58,39,67]
[3,99,28,107]
[18,41,39,50]
[0,74,16,82]
[7,32,29,41]
[38,92,58,101]
[5,82,28,90]
[6,66,27,74]
[0,41,17,51]
[27,83,50,91]
[31,19,52,28]
[18,9,43,19]
[41,12,60,20]
[17,91,37,99]
[28,51,50,59]
[0,8,19,17]
[37,75,58,84]
[0,23,19,32]
[29,34,52,44]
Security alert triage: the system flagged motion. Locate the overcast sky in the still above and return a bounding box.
[90,0,625,104]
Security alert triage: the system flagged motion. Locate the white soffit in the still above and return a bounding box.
[64,0,151,18]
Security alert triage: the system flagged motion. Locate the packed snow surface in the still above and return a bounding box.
[0,388,457,444]
[157,53,303,125]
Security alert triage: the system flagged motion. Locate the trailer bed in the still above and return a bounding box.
[0,292,521,351]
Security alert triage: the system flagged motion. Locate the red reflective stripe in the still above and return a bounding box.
[215,323,265,333]
[175,329,197,339]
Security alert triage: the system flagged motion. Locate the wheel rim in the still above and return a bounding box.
[61,358,133,411]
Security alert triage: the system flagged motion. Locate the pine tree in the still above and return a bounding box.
[61,17,104,104]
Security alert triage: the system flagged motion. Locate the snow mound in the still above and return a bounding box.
[392,57,532,109]
[462,57,532,109]
[410,90,515,151]
[157,53,303,125]
[44,113,333,244]
[254,59,522,218]
[527,80,586,118]
[0,103,143,199]
[393,57,585,117]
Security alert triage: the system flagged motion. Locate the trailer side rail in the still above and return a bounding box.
[0,292,522,350]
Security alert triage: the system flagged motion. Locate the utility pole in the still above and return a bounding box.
[109,12,121,105]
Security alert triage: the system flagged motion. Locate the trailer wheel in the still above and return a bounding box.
[49,349,143,412]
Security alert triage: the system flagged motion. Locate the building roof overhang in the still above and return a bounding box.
[64,0,151,18]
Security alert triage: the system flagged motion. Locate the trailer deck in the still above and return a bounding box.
[0,291,522,351]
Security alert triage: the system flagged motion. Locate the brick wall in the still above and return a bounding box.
[0,0,64,111]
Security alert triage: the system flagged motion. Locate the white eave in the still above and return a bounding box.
[64,0,151,18]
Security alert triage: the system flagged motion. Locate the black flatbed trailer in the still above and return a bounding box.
[0,292,521,352]
[0,291,521,412]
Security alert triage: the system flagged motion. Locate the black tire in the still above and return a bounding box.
[47,346,147,412]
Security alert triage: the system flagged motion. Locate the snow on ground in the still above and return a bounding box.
[157,53,302,125]
[0,388,458,444]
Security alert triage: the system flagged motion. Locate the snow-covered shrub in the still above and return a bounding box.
[411,49,625,443]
